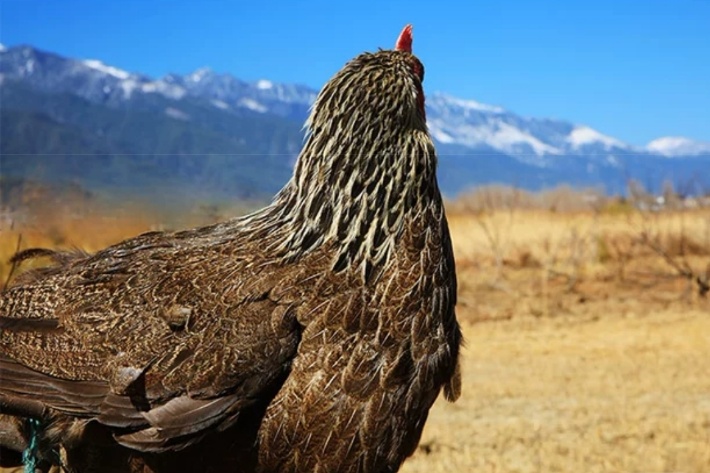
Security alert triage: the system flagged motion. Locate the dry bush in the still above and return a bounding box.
[451,184,607,214]
[536,185,606,213]
[448,186,710,324]
[596,232,638,282]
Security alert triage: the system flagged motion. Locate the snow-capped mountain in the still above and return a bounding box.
[0,45,315,121]
[163,67,316,120]
[426,93,635,165]
[646,137,710,157]
[2,44,709,197]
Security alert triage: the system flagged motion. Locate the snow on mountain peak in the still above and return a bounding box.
[646,136,710,157]
[567,126,624,149]
[188,67,212,83]
[492,122,562,156]
[427,115,562,158]
[0,44,7,52]
[429,92,505,114]
[425,91,642,162]
[238,98,267,113]
[211,99,230,110]
[429,128,455,144]
[427,93,569,159]
[256,79,273,90]
[82,59,130,80]
[141,80,186,100]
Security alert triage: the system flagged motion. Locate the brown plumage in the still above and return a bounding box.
[0,25,461,473]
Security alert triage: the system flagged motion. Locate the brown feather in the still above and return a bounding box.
[0,24,461,473]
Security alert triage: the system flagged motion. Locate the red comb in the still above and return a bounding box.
[395,24,413,52]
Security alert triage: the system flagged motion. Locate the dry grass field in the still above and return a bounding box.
[1,191,709,472]
[404,202,710,473]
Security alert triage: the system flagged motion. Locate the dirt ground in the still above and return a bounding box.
[1,203,709,472]
[401,309,710,473]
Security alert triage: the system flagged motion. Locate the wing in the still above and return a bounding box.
[0,229,310,452]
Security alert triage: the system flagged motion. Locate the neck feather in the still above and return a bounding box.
[243,126,441,282]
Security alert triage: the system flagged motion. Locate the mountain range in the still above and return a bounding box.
[2,43,709,205]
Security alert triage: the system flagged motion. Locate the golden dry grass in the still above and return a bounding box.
[402,311,710,473]
[403,207,710,473]
[1,200,710,472]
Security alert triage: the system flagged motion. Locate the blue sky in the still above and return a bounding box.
[2,0,708,146]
